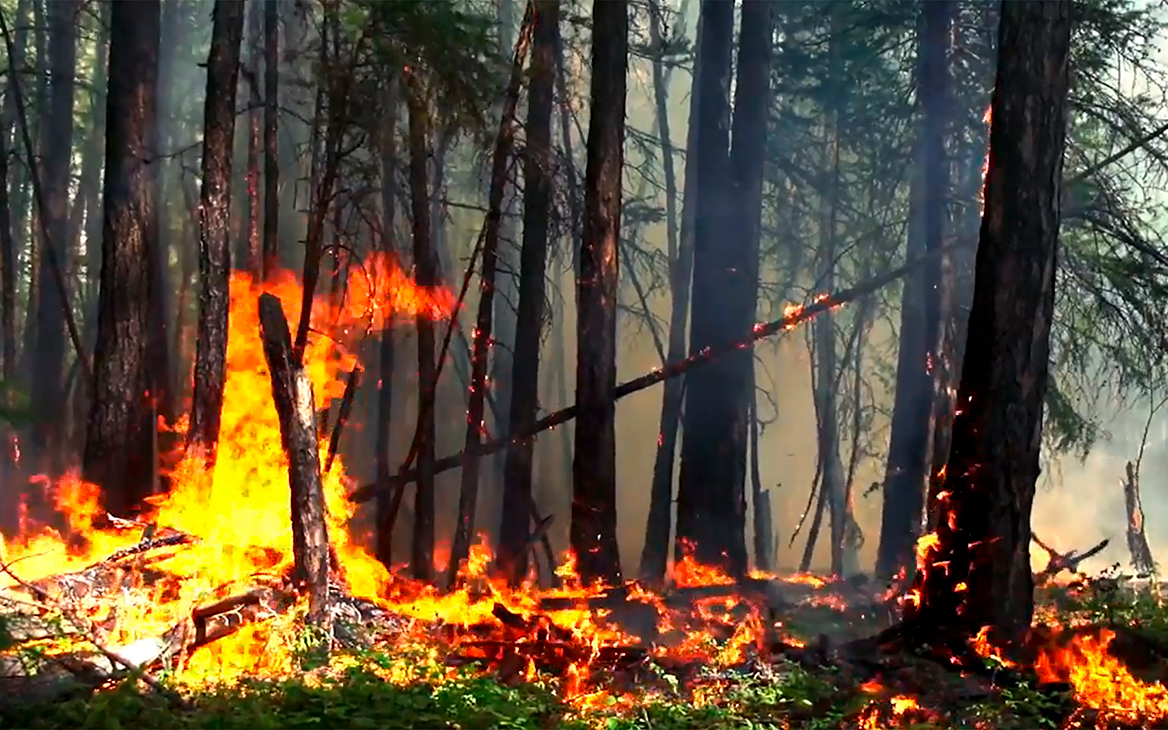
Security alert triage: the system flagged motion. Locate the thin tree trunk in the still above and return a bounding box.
[405,70,436,582]
[875,0,953,579]
[261,0,279,281]
[495,0,556,586]
[82,0,160,516]
[571,0,627,587]
[187,0,244,463]
[639,0,698,584]
[374,76,398,569]
[908,0,1071,653]
[243,0,261,278]
[29,0,78,467]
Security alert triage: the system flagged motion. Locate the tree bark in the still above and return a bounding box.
[571,0,627,587]
[30,0,78,467]
[674,0,739,574]
[908,0,1071,653]
[243,0,262,278]
[876,0,953,580]
[261,0,279,281]
[187,0,244,465]
[495,0,557,586]
[405,71,436,582]
[82,0,160,515]
[639,0,699,585]
[257,293,331,630]
[374,77,398,570]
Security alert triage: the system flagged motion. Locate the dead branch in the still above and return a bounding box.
[257,293,332,632]
[350,246,951,504]
[324,365,361,474]
[1031,533,1110,585]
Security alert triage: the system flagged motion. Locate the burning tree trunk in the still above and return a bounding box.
[30,0,78,467]
[908,0,1071,652]
[82,0,161,515]
[571,0,627,587]
[257,293,331,629]
[640,0,699,585]
[875,0,953,580]
[187,0,244,465]
[496,0,558,586]
[374,76,398,570]
[405,71,437,582]
[676,0,749,576]
[262,0,279,281]
[1122,461,1155,574]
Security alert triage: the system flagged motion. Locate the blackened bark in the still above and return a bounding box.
[243,0,261,278]
[187,0,244,463]
[639,1,699,585]
[82,0,160,515]
[258,293,331,629]
[374,77,398,569]
[674,0,739,574]
[729,0,773,575]
[909,0,1071,652]
[405,71,436,582]
[876,0,953,579]
[29,0,77,464]
[496,0,557,586]
[571,0,627,587]
[262,0,279,281]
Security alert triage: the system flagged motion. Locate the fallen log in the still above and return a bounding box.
[1031,534,1110,586]
[349,247,955,504]
[258,293,332,633]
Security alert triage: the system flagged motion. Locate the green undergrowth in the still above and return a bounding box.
[2,576,1165,730]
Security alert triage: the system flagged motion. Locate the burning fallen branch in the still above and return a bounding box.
[1031,533,1110,586]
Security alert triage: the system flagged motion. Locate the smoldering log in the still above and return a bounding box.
[257,293,332,630]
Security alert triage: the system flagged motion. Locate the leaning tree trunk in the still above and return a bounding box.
[639,0,699,585]
[261,0,279,281]
[571,0,628,588]
[187,0,244,464]
[405,70,437,582]
[496,0,558,586]
[82,0,161,516]
[30,0,78,469]
[674,0,740,574]
[908,0,1071,654]
[875,0,953,580]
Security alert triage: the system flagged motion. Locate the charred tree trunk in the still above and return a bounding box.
[242,0,262,278]
[496,0,558,586]
[374,77,398,570]
[261,0,279,281]
[728,0,773,576]
[908,0,1071,653]
[875,0,953,580]
[29,0,78,467]
[257,293,331,630]
[571,0,627,587]
[405,71,436,582]
[674,0,741,574]
[639,0,699,585]
[187,0,244,463]
[82,0,161,515]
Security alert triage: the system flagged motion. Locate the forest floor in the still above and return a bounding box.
[1,567,1165,730]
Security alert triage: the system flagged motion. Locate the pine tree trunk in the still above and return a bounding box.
[261,0,279,281]
[496,0,558,585]
[187,0,244,463]
[82,0,161,516]
[876,0,953,579]
[30,0,78,468]
[374,77,398,569]
[571,0,627,587]
[243,0,262,278]
[909,0,1071,653]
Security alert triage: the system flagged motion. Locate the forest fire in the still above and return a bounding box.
[0,264,1162,728]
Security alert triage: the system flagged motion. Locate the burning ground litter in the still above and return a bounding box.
[1,266,1168,728]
